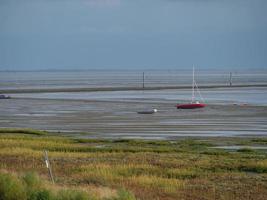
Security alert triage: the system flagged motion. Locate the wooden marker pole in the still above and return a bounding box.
[229,72,233,86]
[142,72,145,89]
[44,150,55,184]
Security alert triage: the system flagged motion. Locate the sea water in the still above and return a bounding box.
[1,69,267,105]
[0,69,267,90]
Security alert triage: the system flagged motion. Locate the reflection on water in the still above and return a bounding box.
[212,146,267,150]
[74,130,267,140]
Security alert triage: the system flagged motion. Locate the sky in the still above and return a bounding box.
[0,0,267,70]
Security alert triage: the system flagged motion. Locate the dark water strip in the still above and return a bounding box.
[2,84,267,94]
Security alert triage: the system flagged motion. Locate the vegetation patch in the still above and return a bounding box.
[0,128,47,136]
[0,171,136,200]
[237,148,256,153]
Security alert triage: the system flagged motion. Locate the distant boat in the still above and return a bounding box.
[0,94,11,99]
[176,67,206,109]
[137,109,158,114]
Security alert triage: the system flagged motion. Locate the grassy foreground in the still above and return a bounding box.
[0,130,267,200]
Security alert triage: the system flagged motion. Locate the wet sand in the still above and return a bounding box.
[0,96,266,139]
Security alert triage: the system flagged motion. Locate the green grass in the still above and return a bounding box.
[0,171,93,200]
[0,172,27,200]
[0,171,136,200]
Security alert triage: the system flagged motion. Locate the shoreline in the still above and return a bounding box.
[1,83,267,94]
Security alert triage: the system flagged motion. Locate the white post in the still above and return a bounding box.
[44,150,55,184]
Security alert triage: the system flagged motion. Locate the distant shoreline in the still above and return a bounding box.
[1,84,267,94]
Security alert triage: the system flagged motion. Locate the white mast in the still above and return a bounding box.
[191,66,195,103]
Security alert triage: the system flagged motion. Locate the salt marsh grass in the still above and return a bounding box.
[0,129,266,199]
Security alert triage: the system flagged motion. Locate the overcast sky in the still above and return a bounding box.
[0,0,267,70]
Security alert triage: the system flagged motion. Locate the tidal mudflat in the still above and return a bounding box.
[1,87,267,139]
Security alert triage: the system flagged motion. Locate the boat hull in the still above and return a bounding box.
[176,103,206,109]
[0,95,11,99]
[137,109,157,114]
[137,111,156,114]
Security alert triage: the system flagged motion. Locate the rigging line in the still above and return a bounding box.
[192,66,195,103]
[194,81,205,103]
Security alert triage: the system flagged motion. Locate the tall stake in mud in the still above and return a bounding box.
[44,150,55,184]
[142,72,145,89]
[229,72,233,86]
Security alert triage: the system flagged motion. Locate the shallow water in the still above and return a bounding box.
[10,87,267,105]
[211,146,267,150]
[1,70,267,90]
[87,130,267,139]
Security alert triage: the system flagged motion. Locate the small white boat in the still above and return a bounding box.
[137,109,158,114]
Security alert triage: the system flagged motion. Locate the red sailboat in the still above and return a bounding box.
[176,67,206,109]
